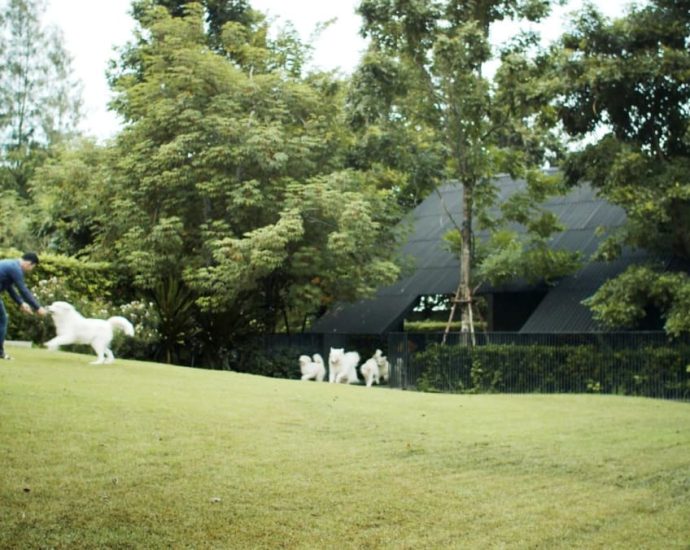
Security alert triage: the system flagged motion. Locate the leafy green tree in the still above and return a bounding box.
[130,0,310,78]
[548,0,690,334]
[133,0,256,52]
[584,264,690,336]
[353,0,577,335]
[0,0,82,197]
[29,138,108,255]
[346,49,446,209]
[0,187,34,249]
[101,4,401,362]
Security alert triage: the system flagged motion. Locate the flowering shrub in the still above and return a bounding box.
[112,300,160,343]
[110,300,161,360]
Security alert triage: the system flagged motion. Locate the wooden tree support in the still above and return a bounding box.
[442,285,475,346]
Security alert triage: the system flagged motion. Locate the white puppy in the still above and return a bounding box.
[360,357,379,387]
[373,349,390,382]
[44,301,135,364]
[328,347,360,384]
[299,353,326,381]
[360,349,390,387]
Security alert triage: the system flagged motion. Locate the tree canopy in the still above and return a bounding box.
[0,0,82,197]
[94,2,401,360]
[547,0,690,334]
[0,0,82,251]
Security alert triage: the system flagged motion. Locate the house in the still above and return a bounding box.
[309,170,657,335]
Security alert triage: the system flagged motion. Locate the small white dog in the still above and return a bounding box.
[374,349,390,382]
[328,347,360,384]
[360,349,390,387]
[360,357,379,387]
[44,301,135,364]
[299,353,326,381]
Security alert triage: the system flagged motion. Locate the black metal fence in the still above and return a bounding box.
[386,332,690,401]
[262,332,690,401]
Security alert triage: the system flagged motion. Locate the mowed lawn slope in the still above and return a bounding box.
[1,348,689,549]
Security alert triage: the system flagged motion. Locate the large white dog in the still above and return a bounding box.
[299,353,326,381]
[360,349,390,387]
[44,301,135,364]
[328,347,360,384]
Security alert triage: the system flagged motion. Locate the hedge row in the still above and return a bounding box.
[413,342,690,399]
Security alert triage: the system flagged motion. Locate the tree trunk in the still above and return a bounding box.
[443,180,475,345]
[459,180,474,334]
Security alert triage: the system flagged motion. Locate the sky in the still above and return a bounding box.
[42,0,637,141]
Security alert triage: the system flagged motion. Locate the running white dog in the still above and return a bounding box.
[44,301,135,364]
[360,357,379,387]
[360,349,390,387]
[299,353,326,381]
[328,347,360,384]
[374,349,390,382]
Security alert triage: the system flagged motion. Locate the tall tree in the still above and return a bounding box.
[346,48,446,210]
[547,0,690,334]
[0,0,82,197]
[134,0,257,53]
[353,0,577,336]
[29,138,109,255]
[101,3,401,363]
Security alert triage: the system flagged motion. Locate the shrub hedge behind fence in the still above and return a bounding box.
[386,332,690,400]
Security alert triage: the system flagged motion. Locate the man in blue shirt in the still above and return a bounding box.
[0,252,47,360]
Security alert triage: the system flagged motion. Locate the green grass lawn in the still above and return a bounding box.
[1,347,689,549]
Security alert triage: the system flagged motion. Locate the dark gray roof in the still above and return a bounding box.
[310,171,642,335]
[519,252,650,333]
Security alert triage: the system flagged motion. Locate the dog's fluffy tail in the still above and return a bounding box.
[108,316,135,337]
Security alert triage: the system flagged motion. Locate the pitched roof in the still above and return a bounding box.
[310,171,644,335]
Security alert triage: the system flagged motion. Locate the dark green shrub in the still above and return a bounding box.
[413,341,690,399]
[231,345,305,379]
